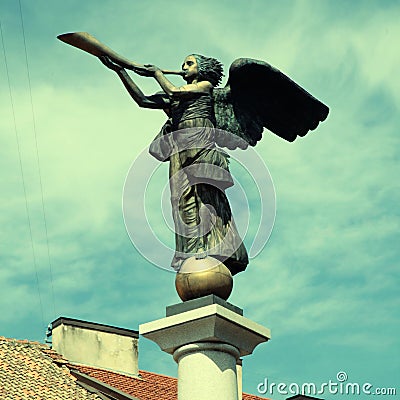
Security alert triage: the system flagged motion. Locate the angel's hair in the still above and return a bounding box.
[191,54,223,87]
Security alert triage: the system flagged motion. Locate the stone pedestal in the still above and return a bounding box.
[139,295,271,400]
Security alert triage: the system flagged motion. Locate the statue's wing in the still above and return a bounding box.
[214,58,329,149]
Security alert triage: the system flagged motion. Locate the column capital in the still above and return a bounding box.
[173,342,240,363]
[140,303,271,357]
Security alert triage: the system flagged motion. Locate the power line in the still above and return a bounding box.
[18,0,57,319]
[0,18,45,329]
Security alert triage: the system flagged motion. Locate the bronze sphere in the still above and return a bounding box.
[175,256,233,301]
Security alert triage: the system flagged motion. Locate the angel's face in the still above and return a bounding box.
[182,55,198,82]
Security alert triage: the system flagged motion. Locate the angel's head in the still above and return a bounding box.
[183,54,223,86]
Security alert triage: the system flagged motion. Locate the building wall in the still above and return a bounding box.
[52,322,139,376]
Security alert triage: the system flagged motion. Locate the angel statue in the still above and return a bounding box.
[57,33,329,279]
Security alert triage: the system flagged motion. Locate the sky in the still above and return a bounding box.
[1,0,399,398]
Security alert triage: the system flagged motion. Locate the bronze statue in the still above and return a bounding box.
[58,33,329,282]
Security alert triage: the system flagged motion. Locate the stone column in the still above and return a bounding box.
[236,359,243,400]
[174,342,240,400]
[139,295,270,400]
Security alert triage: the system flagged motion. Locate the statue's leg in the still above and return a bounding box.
[170,160,206,269]
[195,184,249,275]
[177,185,205,254]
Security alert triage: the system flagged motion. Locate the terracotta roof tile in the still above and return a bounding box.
[0,337,103,400]
[73,364,269,400]
[1,335,269,399]
[74,365,176,400]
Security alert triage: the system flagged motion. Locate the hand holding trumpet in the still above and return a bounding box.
[99,56,123,72]
[99,55,162,79]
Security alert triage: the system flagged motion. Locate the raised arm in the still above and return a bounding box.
[155,70,212,97]
[138,64,212,98]
[99,56,168,109]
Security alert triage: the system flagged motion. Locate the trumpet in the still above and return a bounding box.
[57,32,184,76]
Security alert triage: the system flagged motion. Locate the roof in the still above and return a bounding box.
[73,364,269,400]
[0,336,103,400]
[0,336,268,400]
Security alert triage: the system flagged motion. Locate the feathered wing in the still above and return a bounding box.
[213,58,329,149]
